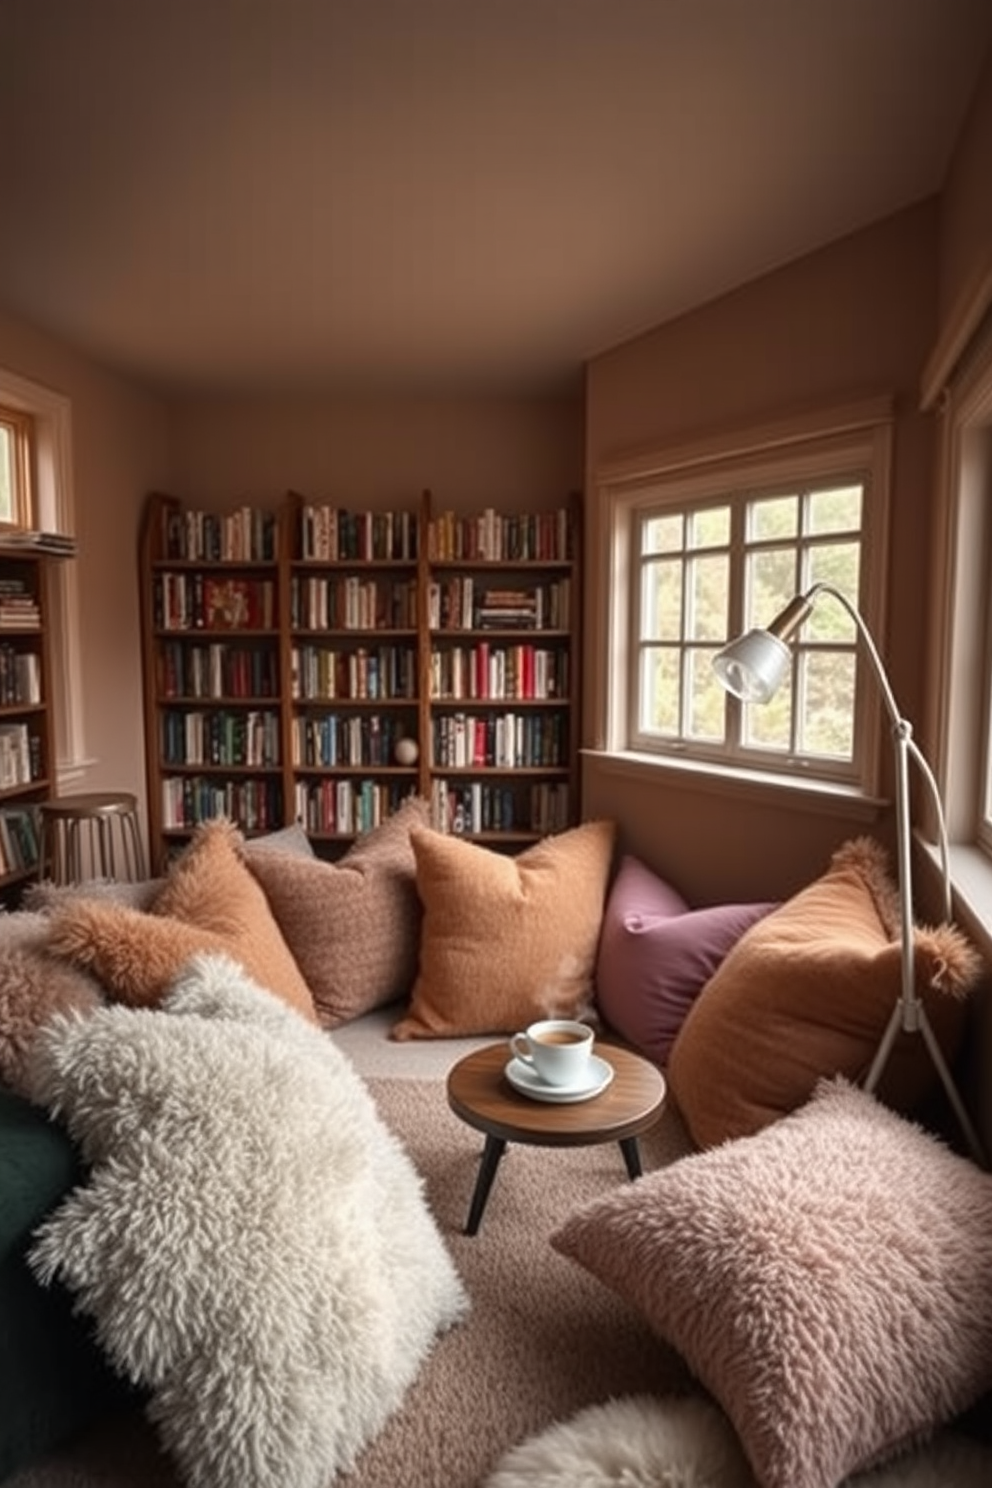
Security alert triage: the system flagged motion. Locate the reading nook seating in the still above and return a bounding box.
[2,807,991,1488]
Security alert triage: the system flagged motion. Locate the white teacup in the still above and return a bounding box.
[510,1018,594,1087]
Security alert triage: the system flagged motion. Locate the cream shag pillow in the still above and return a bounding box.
[27,952,468,1488]
[552,1079,992,1488]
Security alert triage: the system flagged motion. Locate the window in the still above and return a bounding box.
[0,404,34,530]
[595,399,893,797]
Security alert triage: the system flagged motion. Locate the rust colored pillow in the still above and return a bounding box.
[245,796,430,1028]
[667,837,980,1149]
[48,819,316,1023]
[392,819,616,1040]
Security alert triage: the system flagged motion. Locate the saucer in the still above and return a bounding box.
[504,1054,615,1104]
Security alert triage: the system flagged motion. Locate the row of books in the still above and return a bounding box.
[430,643,568,702]
[298,505,419,563]
[0,529,76,557]
[292,712,415,769]
[290,575,418,632]
[160,776,283,831]
[155,573,277,632]
[0,721,38,788]
[428,508,572,563]
[163,505,278,563]
[291,644,417,702]
[157,642,279,701]
[431,711,566,769]
[0,577,41,629]
[0,805,40,876]
[429,779,571,836]
[429,577,570,631]
[0,645,42,706]
[294,780,416,836]
[160,709,282,769]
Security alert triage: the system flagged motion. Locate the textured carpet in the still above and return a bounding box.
[7,1076,695,1488]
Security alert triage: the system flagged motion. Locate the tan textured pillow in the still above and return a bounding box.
[392,819,617,1040]
[0,913,104,1098]
[667,836,979,1149]
[245,796,430,1028]
[48,819,316,1023]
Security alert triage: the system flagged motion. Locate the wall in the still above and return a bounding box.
[582,202,940,905]
[0,304,170,850]
[935,44,992,336]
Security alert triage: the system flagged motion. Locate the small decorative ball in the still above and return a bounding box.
[394,737,419,766]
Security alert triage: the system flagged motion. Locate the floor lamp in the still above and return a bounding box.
[712,580,987,1167]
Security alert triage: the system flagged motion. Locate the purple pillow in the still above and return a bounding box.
[595,855,777,1067]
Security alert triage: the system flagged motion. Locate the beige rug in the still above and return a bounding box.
[8,1077,695,1488]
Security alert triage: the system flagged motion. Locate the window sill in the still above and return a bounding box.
[920,839,992,964]
[582,747,885,822]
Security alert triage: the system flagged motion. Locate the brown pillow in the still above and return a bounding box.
[0,913,104,1098]
[392,819,616,1040]
[245,796,430,1028]
[667,836,980,1149]
[48,819,316,1023]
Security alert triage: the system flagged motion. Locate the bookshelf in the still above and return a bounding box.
[0,545,57,891]
[139,489,581,869]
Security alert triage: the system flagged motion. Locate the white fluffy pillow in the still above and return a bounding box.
[27,953,468,1488]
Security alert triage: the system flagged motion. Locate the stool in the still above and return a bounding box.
[37,794,147,885]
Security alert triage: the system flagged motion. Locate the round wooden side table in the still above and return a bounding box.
[446,1040,666,1235]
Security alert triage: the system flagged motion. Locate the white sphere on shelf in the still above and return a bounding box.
[394,737,419,766]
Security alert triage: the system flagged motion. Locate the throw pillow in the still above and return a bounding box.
[23,877,167,913]
[667,836,980,1148]
[245,796,430,1027]
[0,913,104,1099]
[595,854,777,1066]
[392,818,616,1040]
[551,1078,992,1488]
[26,953,468,1488]
[46,819,316,1022]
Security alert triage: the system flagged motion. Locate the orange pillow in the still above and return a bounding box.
[392,819,616,1040]
[667,837,979,1148]
[48,819,316,1023]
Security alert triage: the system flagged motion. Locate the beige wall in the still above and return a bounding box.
[936,44,992,332]
[0,305,170,852]
[582,202,940,905]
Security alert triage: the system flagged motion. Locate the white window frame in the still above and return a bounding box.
[0,365,88,782]
[590,397,894,802]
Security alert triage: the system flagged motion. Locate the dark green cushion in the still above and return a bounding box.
[0,1086,136,1481]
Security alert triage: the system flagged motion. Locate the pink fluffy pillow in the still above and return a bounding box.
[595,855,776,1065]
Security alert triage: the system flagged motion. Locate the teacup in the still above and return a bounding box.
[510,1018,594,1087]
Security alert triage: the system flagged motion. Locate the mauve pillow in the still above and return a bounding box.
[552,1078,992,1488]
[595,854,777,1066]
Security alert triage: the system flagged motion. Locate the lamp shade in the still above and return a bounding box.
[712,629,791,703]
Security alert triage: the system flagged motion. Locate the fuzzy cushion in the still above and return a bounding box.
[392,819,616,1040]
[26,953,468,1488]
[595,854,777,1066]
[552,1078,992,1488]
[246,796,430,1028]
[46,820,316,1023]
[667,837,980,1148]
[0,913,104,1099]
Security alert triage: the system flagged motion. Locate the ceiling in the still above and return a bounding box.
[2,0,991,400]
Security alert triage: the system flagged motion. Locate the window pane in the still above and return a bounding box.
[686,552,728,642]
[796,651,855,758]
[641,513,683,556]
[685,648,725,742]
[745,546,798,629]
[808,484,862,535]
[742,677,793,751]
[638,646,681,735]
[640,558,682,641]
[687,506,729,549]
[805,545,860,643]
[749,495,797,542]
[0,425,12,523]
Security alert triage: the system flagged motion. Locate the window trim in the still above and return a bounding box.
[589,396,895,800]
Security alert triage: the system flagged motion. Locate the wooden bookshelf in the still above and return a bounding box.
[0,545,58,892]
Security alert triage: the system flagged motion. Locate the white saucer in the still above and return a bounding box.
[504,1054,614,1104]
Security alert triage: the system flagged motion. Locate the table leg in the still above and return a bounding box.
[464,1134,507,1236]
[619,1137,642,1180]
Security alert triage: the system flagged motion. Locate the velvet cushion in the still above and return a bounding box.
[0,914,104,1099]
[392,819,616,1039]
[47,819,316,1023]
[595,854,777,1066]
[552,1078,992,1488]
[667,836,979,1148]
[246,796,430,1027]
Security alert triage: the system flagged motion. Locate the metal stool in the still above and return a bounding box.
[37,793,147,885]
